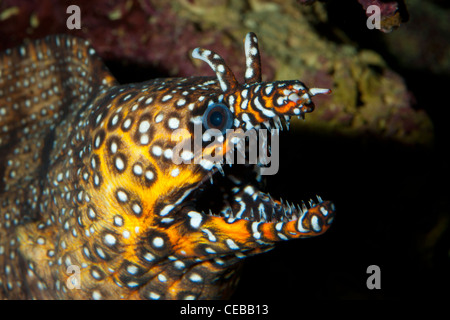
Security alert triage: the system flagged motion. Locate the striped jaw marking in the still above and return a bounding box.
[0,32,334,300]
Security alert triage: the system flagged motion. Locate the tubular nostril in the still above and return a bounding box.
[309,88,332,96]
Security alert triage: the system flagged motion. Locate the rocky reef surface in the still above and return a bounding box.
[0,0,435,145]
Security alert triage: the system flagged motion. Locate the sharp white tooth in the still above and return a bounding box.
[316,195,323,203]
[209,209,213,216]
[286,201,292,214]
[289,204,296,219]
[283,115,290,130]
[302,201,308,211]
[215,163,225,176]
[261,209,267,221]
[263,121,271,129]
[273,117,280,130]
[261,121,268,130]
[210,175,214,184]
[276,117,283,131]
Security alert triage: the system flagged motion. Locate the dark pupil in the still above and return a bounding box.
[209,110,223,127]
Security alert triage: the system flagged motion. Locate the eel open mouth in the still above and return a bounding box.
[194,163,334,228]
[162,32,335,247]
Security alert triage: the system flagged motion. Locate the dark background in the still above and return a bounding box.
[1,0,448,300]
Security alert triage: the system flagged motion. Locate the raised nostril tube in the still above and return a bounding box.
[309,88,331,96]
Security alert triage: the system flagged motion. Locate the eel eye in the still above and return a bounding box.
[202,103,234,134]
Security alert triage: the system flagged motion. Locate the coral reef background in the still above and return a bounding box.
[0,0,448,300]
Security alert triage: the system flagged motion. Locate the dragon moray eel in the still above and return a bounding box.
[0,32,334,299]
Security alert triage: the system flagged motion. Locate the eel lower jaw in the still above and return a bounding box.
[220,193,335,226]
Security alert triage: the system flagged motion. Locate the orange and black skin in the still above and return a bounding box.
[0,33,334,299]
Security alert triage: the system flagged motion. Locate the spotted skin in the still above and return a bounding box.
[0,33,334,299]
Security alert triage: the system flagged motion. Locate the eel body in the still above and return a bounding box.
[0,33,334,299]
